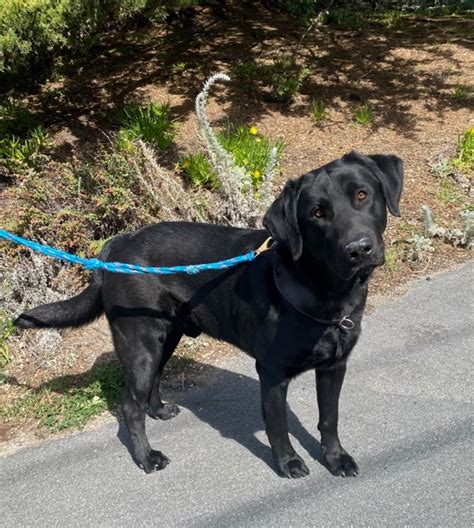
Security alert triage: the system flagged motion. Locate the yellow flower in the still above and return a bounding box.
[253,170,261,179]
[470,128,474,135]
[182,159,190,169]
[249,126,258,135]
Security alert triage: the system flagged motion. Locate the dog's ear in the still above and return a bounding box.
[367,154,404,217]
[263,179,302,260]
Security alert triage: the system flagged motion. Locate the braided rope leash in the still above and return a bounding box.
[0,229,272,275]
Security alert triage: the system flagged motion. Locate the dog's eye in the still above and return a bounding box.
[357,190,368,201]
[313,207,324,219]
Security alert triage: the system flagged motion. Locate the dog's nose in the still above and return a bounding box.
[344,237,373,262]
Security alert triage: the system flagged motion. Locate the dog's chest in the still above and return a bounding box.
[274,320,360,373]
[310,326,359,367]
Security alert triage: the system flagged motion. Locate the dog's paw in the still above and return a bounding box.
[140,450,170,474]
[148,403,180,421]
[276,454,310,479]
[323,449,359,477]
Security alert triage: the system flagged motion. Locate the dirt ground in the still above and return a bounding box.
[1,5,473,450]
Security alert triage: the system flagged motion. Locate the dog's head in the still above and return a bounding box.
[263,151,403,280]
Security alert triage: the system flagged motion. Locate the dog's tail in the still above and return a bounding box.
[14,269,104,329]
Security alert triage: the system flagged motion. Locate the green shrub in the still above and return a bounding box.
[382,245,401,273]
[452,128,474,174]
[232,57,310,104]
[453,84,470,102]
[0,101,35,136]
[325,9,367,31]
[310,99,327,124]
[0,0,196,89]
[0,310,14,369]
[74,147,162,240]
[182,125,283,190]
[375,10,402,29]
[231,62,262,96]
[0,0,68,88]
[232,62,261,83]
[267,55,310,103]
[0,102,50,171]
[436,177,463,204]
[353,103,375,125]
[0,125,50,170]
[218,125,283,186]
[180,153,217,189]
[8,161,93,253]
[115,102,175,151]
[278,0,317,26]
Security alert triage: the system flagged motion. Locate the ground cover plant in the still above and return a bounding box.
[232,55,310,103]
[0,361,124,432]
[181,124,284,189]
[115,102,175,152]
[0,102,50,173]
[0,0,472,447]
[453,128,474,174]
[353,103,375,126]
[310,99,327,124]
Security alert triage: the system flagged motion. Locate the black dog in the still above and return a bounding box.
[15,150,403,478]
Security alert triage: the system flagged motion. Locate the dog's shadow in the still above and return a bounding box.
[116,360,326,475]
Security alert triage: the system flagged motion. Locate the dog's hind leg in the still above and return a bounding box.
[147,329,183,420]
[112,319,171,473]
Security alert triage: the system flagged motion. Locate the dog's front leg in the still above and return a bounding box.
[257,363,310,478]
[316,365,359,477]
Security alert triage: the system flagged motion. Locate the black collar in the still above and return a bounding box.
[273,263,356,331]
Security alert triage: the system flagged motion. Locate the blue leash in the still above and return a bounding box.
[0,229,272,275]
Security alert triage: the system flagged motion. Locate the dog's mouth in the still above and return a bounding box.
[337,251,384,280]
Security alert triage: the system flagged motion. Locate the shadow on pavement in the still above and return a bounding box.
[116,359,326,476]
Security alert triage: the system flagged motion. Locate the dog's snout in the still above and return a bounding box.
[344,237,374,262]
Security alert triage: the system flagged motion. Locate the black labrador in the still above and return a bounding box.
[15,150,403,478]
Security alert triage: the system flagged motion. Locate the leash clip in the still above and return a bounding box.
[254,237,273,257]
[338,315,355,331]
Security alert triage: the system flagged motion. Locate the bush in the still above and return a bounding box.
[115,102,175,152]
[325,9,367,30]
[180,153,217,189]
[310,99,327,124]
[452,128,474,174]
[267,55,310,103]
[278,0,317,26]
[353,103,375,125]
[0,125,50,171]
[181,125,283,191]
[218,125,283,187]
[4,138,209,258]
[0,0,68,88]
[195,73,281,227]
[0,0,197,90]
[7,161,95,254]
[232,56,310,104]
[0,310,14,368]
[0,100,51,173]
[0,101,36,136]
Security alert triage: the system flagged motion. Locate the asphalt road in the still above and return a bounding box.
[1,263,473,527]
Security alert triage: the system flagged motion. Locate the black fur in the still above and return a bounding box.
[15,150,403,478]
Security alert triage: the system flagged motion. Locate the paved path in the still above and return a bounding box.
[1,263,473,527]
